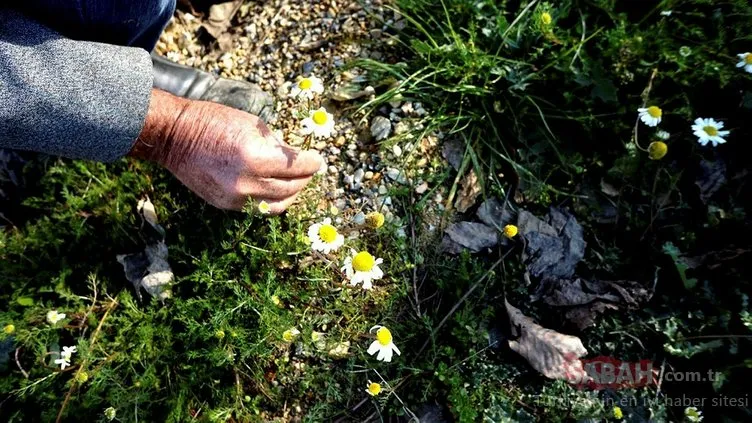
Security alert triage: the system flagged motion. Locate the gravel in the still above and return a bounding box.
[155,0,448,232]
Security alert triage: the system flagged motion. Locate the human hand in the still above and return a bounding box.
[131,89,323,212]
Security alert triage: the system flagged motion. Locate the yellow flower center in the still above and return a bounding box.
[312,110,328,125]
[646,106,662,118]
[282,329,298,342]
[648,141,668,160]
[703,125,718,136]
[541,12,552,25]
[298,78,313,89]
[352,251,375,272]
[365,212,385,229]
[502,224,518,239]
[376,327,392,346]
[76,371,89,383]
[745,54,752,65]
[318,224,338,243]
[367,382,382,396]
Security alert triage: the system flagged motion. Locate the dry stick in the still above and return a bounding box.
[56,299,118,423]
[416,248,514,357]
[408,209,422,318]
[14,348,29,379]
[633,68,659,152]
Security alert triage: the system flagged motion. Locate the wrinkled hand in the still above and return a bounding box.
[132,89,323,212]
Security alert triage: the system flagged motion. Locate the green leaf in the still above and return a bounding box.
[16,297,34,306]
[662,242,698,290]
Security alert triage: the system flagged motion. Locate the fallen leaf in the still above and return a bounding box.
[532,278,652,330]
[441,138,464,171]
[117,199,173,301]
[117,242,173,301]
[476,197,515,229]
[454,170,481,213]
[683,248,750,271]
[505,300,589,382]
[201,0,242,50]
[441,221,499,254]
[517,208,586,280]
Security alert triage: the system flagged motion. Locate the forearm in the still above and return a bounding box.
[129,89,242,173]
[0,8,152,162]
[129,88,188,165]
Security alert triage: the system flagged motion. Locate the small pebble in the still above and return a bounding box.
[386,168,400,181]
[370,116,392,141]
[353,168,364,183]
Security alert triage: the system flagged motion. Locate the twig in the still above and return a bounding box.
[409,209,422,318]
[655,358,666,399]
[15,348,29,379]
[633,68,659,152]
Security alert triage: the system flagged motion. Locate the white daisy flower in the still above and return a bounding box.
[736,52,752,74]
[307,218,345,253]
[367,325,401,362]
[691,117,730,147]
[341,250,384,290]
[46,310,65,325]
[61,345,77,361]
[282,328,300,342]
[637,106,662,127]
[54,345,76,370]
[300,107,335,138]
[257,201,271,215]
[684,406,703,422]
[365,381,382,396]
[290,75,324,100]
[54,357,71,370]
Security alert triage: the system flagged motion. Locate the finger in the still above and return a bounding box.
[263,145,325,178]
[237,175,313,200]
[258,193,301,215]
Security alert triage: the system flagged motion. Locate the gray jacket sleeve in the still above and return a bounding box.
[0,9,153,162]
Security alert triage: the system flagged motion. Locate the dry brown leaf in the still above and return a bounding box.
[441,221,499,254]
[454,170,481,213]
[505,300,589,383]
[201,0,242,50]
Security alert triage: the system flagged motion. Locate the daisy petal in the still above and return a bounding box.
[368,341,380,355]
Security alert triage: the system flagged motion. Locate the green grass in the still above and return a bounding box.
[3,0,752,422]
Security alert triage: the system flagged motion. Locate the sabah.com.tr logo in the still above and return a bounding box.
[563,354,659,390]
